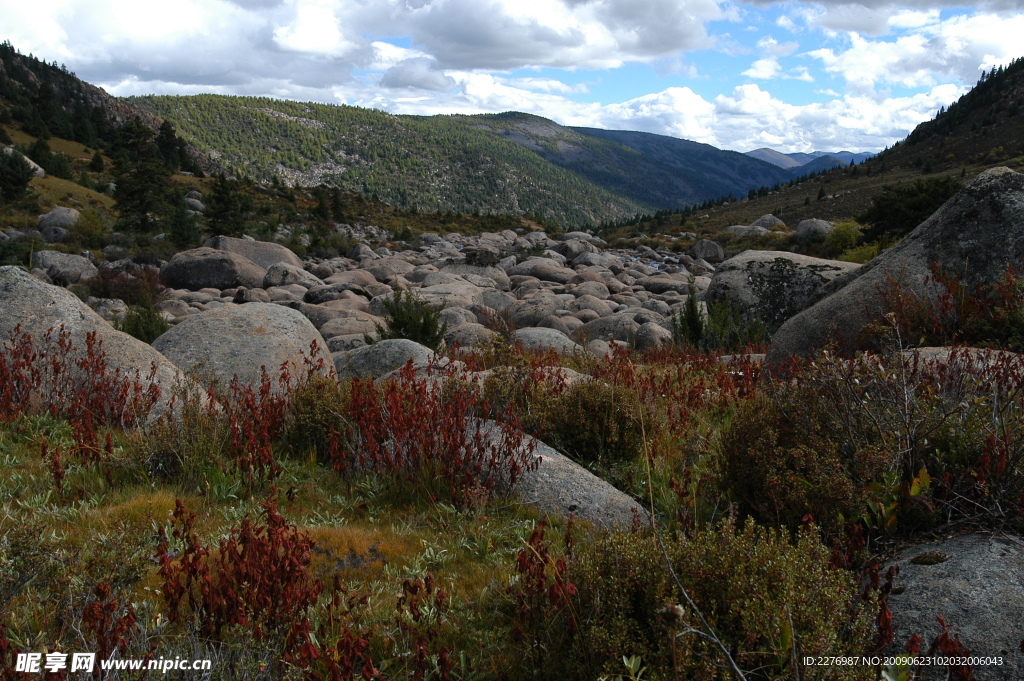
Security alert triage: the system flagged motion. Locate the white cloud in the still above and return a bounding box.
[807,12,1024,94]
[743,58,783,79]
[379,58,456,92]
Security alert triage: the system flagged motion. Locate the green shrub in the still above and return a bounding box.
[839,242,880,264]
[543,380,645,468]
[115,305,170,344]
[823,221,861,257]
[858,176,961,243]
[366,289,448,352]
[719,392,861,536]
[673,286,768,353]
[0,149,34,202]
[280,373,351,464]
[544,521,873,680]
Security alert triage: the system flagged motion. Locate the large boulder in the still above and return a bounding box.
[203,235,303,269]
[0,266,185,419]
[887,534,1024,680]
[160,247,267,290]
[474,421,647,529]
[688,238,725,263]
[263,262,323,289]
[334,339,436,380]
[576,314,641,344]
[795,218,834,239]
[38,206,80,235]
[706,251,860,334]
[513,327,581,354]
[768,168,1024,365]
[31,250,97,286]
[152,303,331,390]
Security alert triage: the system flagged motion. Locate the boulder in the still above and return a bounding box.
[688,238,725,263]
[152,303,331,390]
[513,327,580,354]
[634,322,673,351]
[31,250,97,286]
[444,323,497,348]
[0,266,185,420]
[204,235,302,269]
[706,251,860,334]
[795,219,834,239]
[751,214,786,229]
[263,262,323,289]
[511,297,561,328]
[334,339,436,380]
[638,274,691,294]
[887,534,1024,680]
[441,263,511,291]
[768,168,1024,365]
[160,247,266,290]
[473,421,647,529]
[576,314,641,344]
[319,310,386,339]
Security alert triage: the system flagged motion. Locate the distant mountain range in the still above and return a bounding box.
[745,148,876,171]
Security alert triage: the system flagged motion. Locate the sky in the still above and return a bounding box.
[2,0,1022,154]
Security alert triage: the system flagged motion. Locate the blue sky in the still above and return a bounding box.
[2,0,1022,153]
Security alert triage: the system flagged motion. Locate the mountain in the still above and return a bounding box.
[746,148,875,170]
[609,55,1024,239]
[131,98,800,226]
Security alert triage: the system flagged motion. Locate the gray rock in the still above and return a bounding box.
[887,534,1024,680]
[263,262,324,289]
[161,247,266,290]
[513,327,580,354]
[445,323,497,348]
[555,238,597,261]
[204,235,303,270]
[473,421,647,529]
[751,214,786,229]
[688,238,725,263]
[768,168,1024,365]
[319,310,386,339]
[572,280,610,300]
[152,303,331,390]
[795,219,834,239]
[463,245,501,266]
[233,287,271,303]
[365,258,416,281]
[32,250,98,286]
[639,274,691,294]
[0,266,186,420]
[334,339,436,380]
[576,314,641,344]
[346,243,379,260]
[442,263,511,291]
[635,322,673,351]
[511,297,561,328]
[706,250,860,334]
[183,198,205,212]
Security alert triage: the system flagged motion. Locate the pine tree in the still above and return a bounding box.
[112,116,171,232]
[0,150,34,203]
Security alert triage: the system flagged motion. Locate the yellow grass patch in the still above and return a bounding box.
[304,523,422,581]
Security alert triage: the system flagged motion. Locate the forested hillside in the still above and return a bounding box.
[132,95,646,226]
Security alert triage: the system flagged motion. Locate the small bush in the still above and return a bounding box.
[823,221,862,257]
[543,380,645,468]
[673,286,768,353]
[280,372,351,465]
[115,304,170,343]
[538,520,873,680]
[367,289,448,352]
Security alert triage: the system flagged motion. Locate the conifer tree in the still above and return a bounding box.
[112,116,171,232]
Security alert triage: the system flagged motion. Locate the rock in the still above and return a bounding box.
[887,534,1024,680]
[513,327,581,354]
[347,243,378,260]
[639,274,692,294]
[334,339,436,380]
[751,214,786,229]
[444,323,497,348]
[795,219,834,239]
[183,198,205,212]
[152,303,331,390]
[706,251,860,334]
[635,322,673,351]
[463,245,501,266]
[555,238,597,261]
[768,168,1024,365]
[473,421,647,529]
[688,238,725,263]
[263,262,324,289]
[0,266,185,420]
[203,235,303,269]
[576,314,641,344]
[31,250,98,286]
[160,247,266,290]
[319,310,386,339]
[572,280,610,300]
[365,259,416,281]
[233,287,271,303]
[441,263,511,291]
[511,297,561,328]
